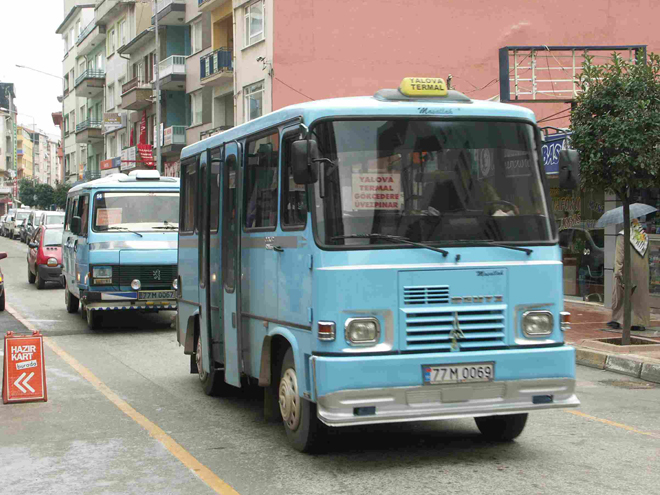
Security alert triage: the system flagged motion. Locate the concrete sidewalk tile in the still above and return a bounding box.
[640,363,660,384]
[605,355,643,378]
[575,347,608,370]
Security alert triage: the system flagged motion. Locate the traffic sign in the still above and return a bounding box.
[2,331,47,404]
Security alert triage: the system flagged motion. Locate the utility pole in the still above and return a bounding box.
[154,0,162,174]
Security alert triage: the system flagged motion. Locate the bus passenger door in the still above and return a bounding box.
[221,143,241,387]
[197,152,213,375]
[207,148,223,371]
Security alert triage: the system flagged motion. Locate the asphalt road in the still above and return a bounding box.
[0,234,659,495]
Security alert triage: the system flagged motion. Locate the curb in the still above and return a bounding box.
[575,346,660,384]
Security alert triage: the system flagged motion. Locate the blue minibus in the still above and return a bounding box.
[62,170,180,329]
[177,77,579,452]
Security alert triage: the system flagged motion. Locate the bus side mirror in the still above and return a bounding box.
[71,216,81,235]
[559,150,580,189]
[291,139,319,184]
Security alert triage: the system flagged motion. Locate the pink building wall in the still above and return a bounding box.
[273,0,660,127]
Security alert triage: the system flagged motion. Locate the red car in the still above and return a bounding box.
[27,225,64,289]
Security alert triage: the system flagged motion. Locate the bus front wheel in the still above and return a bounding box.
[474,413,528,441]
[279,348,323,452]
[196,333,226,396]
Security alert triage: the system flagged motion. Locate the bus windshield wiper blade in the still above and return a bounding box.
[331,234,448,257]
[152,225,178,230]
[107,226,144,238]
[451,240,533,255]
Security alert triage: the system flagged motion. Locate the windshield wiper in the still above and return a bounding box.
[331,234,448,257]
[107,226,143,238]
[450,240,533,255]
[152,225,178,230]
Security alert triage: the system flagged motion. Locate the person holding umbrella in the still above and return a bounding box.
[597,204,655,331]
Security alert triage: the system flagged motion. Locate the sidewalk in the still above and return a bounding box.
[564,300,660,384]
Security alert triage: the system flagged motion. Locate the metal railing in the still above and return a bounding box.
[200,125,232,141]
[77,20,96,45]
[122,76,150,94]
[200,48,232,79]
[164,125,187,146]
[153,0,185,14]
[76,120,103,133]
[74,69,105,87]
[156,55,186,81]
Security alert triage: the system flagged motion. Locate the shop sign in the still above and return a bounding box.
[103,113,124,134]
[542,133,571,174]
[100,159,114,170]
[100,167,120,178]
[163,126,173,147]
[163,160,180,178]
[121,146,137,171]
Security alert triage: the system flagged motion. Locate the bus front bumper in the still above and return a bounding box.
[311,346,579,427]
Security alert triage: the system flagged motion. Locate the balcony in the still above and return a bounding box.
[200,125,232,141]
[95,0,136,25]
[154,55,186,91]
[198,0,230,13]
[16,149,23,156]
[121,77,153,111]
[77,20,107,56]
[200,48,233,86]
[152,0,186,26]
[75,120,103,143]
[75,69,105,98]
[161,125,186,156]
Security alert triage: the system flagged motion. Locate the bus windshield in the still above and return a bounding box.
[312,119,553,247]
[92,191,179,232]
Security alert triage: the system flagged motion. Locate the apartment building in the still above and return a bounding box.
[51,111,64,185]
[57,2,94,183]
[16,126,33,179]
[0,82,17,186]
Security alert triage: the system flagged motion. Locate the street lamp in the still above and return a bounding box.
[15,65,64,81]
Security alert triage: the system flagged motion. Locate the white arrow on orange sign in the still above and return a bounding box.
[14,372,35,393]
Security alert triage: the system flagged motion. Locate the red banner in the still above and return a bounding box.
[139,109,147,145]
[137,143,154,166]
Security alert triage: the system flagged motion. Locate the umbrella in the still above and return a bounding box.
[595,203,657,228]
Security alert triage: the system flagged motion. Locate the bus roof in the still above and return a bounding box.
[67,171,180,195]
[181,92,537,160]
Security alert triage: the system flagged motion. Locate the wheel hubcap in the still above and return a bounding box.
[279,368,301,431]
[196,338,206,381]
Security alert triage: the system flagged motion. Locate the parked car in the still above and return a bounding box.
[27,225,64,290]
[0,215,6,236]
[23,210,46,243]
[38,211,65,227]
[11,209,31,240]
[0,251,7,310]
[2,210,16,237]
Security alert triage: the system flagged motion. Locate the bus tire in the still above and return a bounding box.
[279,348,323,452]
[475,413,528,441]
[86,307,102,330]
[65,281,79,314]
[195,332,226,396]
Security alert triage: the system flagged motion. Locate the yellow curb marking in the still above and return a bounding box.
[566,410,660,440]
[5,305,239,495]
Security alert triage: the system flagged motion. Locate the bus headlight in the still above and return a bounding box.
[345,317,380,345]
[172,278,178,290]
[131,279,141,290]
[522,311,554,337]
[93,266,112,279]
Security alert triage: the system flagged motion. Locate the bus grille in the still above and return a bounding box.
[403,285,449,305]
[119,265,177,290]
[403,306,507,352]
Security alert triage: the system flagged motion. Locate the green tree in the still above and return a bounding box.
[18,178,36,206]
[35,183,54,209]
[571,52,660,344]
[53,181,71,210]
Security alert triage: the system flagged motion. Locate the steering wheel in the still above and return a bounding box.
[484,200,519,215]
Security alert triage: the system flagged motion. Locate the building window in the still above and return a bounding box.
[107,28,116,56]
[107,84,115,110]
[76,20,81,38]
[191,20,202,54]
[118,19,127,47]
[190,91,202,126]
[69,28,74,50]
[244,131,279,230]
[64,116,69,135]
[117,77,124,106]
[244,0,264,47]
[70,111,76,131]
[244,81,264,122]
[108,136,116,158]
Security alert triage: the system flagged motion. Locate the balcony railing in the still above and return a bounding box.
[74,69,105,87]
[76,120,103,133]
[156,55,186,81]
[164,125,186,146]
[200,125,232,141]
[153,0,185,14]
[122,76,150,94]
[200,48,232,80]
[77,20,96,45]
[16,149,23,156]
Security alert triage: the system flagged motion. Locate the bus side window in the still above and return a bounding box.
[180,158,198,235]
[281,137,307,229]
[244,131,279,230]
[78,196,89,235]
[64,197,72,230]
[210,147,221,233]
[223,154,238,292]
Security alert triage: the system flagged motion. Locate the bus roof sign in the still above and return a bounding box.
[399,77,448,97]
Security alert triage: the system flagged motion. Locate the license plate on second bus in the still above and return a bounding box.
[138,290,175,300]
[423,363,494,384]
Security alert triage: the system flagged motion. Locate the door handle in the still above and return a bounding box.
[272,245,283,252]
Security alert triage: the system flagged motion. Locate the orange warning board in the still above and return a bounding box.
[3,331,47,404]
